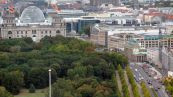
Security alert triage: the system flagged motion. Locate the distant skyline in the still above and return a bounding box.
[45,0,89,3]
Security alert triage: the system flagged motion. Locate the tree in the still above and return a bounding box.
[50,64,61,77]
[94,63,114,79]
[141,82,151,97]
[126,67,140,97]
[0,53,10,68]
[118,65,130,97]
[29,84,36,93]
[112,74,121,97]
[9,46,21,53]
[0,86,13,97]
[23,37,33,44]
[28,67,57,89]
[2,71,24,94]
[77,84,95,97]
[0,36,129,96]
[67,65,87,79]
[0,70,5,85]
[49,78,77,97]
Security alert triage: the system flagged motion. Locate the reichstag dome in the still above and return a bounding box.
[20,6,46,23]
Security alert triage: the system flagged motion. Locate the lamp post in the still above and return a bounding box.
[49,69,52,97]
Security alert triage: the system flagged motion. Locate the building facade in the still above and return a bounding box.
[0,6,66,42]
[90,24,108,46]
[124,47,147,62]
[90,0,119,6]
[139,35,173,49]
[160,48,173,72]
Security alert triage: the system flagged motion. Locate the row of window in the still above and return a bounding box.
[8,30,61,34]
[16,34,52,38]
[5,20,14,23]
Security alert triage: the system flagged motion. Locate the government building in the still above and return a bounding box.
[0,6,66,42]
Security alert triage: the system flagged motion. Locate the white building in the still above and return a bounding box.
[147,48,161,67]
[160,48,173,72]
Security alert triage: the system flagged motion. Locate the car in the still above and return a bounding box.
[134,77,139,82]
[157,85,161,89]
[134,75,136,78]
[155,88,158,91]
[135,69,138,71]
[147,80,152,84]
[159,81,164,85]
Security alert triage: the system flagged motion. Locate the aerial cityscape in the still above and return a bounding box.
[0,0,173,97]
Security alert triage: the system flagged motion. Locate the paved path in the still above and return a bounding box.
[124,71,134,97]
[116,71,123,97]
[137,82,144,97]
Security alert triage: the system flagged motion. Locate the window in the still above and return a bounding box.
[32,30,36,34]
[25,31,27,34]
[41,31,43,34]
[21,31,23,34]
[17,31,19,34]
[56,30,60,34]
[8,31,12,34]
[45,31,47,34]
[49,31,51,34]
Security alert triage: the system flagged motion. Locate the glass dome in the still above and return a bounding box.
[20,6,45,23]
[151,16,162,23]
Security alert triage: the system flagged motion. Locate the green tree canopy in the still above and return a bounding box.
[0,86,13,97]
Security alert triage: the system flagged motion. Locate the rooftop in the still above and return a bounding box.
[20,6,45,23]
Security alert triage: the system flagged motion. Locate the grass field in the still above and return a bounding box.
[14,89,46,97]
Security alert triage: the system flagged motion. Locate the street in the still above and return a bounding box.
[130,63,169,97]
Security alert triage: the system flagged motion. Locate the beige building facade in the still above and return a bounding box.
[90,25,108,47]
[0,6,66,42]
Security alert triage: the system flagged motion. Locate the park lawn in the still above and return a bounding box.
[14,89,46,97]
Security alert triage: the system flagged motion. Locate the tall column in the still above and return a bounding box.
[49,69,52,97]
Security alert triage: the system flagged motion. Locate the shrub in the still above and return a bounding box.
[29,84,35,93]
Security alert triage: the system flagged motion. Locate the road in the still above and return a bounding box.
[130,63,169,97]
[130,63,155,97]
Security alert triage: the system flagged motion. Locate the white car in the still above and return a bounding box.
[135,69,138,71]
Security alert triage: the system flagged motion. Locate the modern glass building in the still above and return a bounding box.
[65,18,100,33]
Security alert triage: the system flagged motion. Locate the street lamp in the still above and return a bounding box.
[48,69,52,97]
